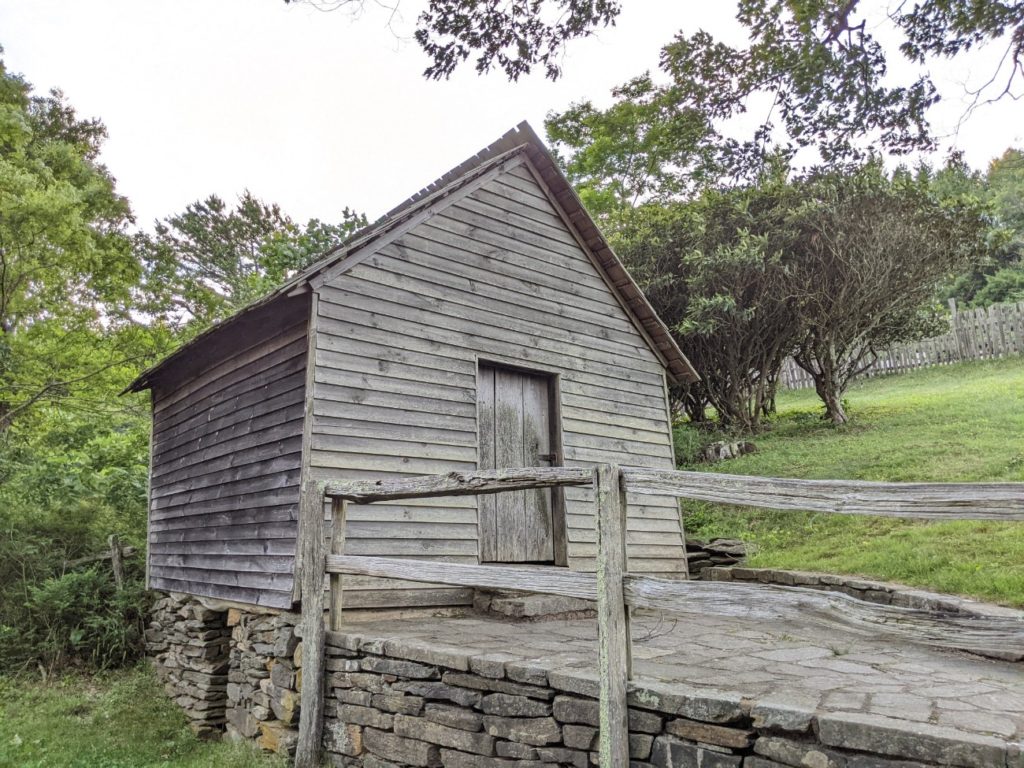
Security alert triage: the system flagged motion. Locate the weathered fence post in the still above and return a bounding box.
[108,534,124,591]
[595,463,631,768]
[296,480,327,768]
[329,498,348,631]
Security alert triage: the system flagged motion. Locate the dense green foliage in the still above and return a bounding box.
[936,149,1024,307]
[138,192,366,331]
[0,666,285,767]
[0,54,365,675]
[683,357,1024,605]
[611,162,988,429]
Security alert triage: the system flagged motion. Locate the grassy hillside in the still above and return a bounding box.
[0,667,284,768]
[682,357,1024,605]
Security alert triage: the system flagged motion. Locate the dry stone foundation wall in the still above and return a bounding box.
[147,594,301,755]
[149,593,1019,767]
[321,631,1008,768]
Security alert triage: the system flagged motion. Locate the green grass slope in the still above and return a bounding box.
[682,357,1024,605]
[0,666,285,768]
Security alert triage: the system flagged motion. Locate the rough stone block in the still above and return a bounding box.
[382,639,471,672]
[505,662,549,687]
[817,712,1006,768]
[650,735,741,768]
[754,736,843,768]
[394,681,482,708]
[394,714,496,755]
[425,703,485,732]
[442,672,554,700]
[373,692,425,716]
[337,689,374,707]
[332,672,386,693]
[226,705,259,738]
[665,719,754,749]
[257,720,298,756]
[482,693,553,717]
[482,715,562,746]
[538,746,589,768]
[269,660,295,689]
[749,695,818,733]
[337,703,394,730]
[362,655,440,679]
[364,727,441,767]
[270,686,300,725]
[324,720,363,757]
[564,724,597,750]
[497,741,539,759]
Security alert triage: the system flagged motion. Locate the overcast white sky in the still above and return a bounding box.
[2,0,1021,228]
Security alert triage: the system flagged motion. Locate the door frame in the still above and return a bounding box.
[474,356,568,567]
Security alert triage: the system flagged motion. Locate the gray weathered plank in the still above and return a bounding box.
[623,576,1024,655]
[324,466,595,504]
[622,468,1024,520]
[595,464,630,768]
[296,481,327,768]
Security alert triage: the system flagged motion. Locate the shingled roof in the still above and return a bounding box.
[126,121,697,392]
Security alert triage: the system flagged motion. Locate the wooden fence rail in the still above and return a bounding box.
[779,299,1024,390]
[295,466,1024,768]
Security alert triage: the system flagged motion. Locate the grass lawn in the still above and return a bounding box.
[681,357,1024,605]
[0,665,285,768]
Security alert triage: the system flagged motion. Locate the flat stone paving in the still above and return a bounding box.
[344,609,1024,748]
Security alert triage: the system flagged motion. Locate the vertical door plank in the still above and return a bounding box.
[494,368,527,562]
[477,365,497,562]
[522,373,554,561]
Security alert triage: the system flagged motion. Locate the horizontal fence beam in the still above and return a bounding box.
[326,555,600,600]
[622,468,1024,520]
[324,466,595,503]
[622,576,1024,656]
[325,555,1023,656]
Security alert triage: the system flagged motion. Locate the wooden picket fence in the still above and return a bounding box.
[780,300,1024,390]
[294,465,1024,768]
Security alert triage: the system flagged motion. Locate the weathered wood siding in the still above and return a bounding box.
[148,296,309,608]
[309,160,685,609]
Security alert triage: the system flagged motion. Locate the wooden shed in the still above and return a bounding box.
[127,122,699,612]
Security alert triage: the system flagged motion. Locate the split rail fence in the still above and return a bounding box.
[295,465,1024,768]
[780,299,1024,389]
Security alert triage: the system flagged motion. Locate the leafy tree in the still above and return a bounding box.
[545,75,718,223]
[790,165,990,424]
[548,3,1024,200]
[137,192,366,331]
[0,54,149,436]
[286,0,619,80]
[616,177,803,432]
[288,0,1024,105]
[934,148,1024,307]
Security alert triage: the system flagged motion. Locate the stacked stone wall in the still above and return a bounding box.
[147,594,231,738]
[147,594,301,755]
[319,633,1005,768]
[150,594,1017,767]
[225,608,302,755]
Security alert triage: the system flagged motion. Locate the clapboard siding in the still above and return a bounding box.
[147,295,309,608]
[311,163,685,609]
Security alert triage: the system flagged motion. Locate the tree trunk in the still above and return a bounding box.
[813,375,848,425]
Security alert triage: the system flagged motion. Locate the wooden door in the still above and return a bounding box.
[477,364,556,563]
